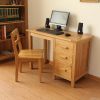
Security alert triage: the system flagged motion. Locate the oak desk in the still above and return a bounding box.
[27,29,92,87]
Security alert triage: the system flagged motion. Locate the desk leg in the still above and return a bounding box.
[28,33,33,69]
[71,80,75,88]
[44,39,49,64]
[71,65,75,88]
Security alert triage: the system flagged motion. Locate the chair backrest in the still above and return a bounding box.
[11,28,22,59]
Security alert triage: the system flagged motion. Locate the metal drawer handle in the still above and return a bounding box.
[65,57,68,59]
[65,69,67,72]
[61,57,68,59]
[65,47,69,49]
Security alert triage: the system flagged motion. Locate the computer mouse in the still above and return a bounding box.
[65,33,71,37]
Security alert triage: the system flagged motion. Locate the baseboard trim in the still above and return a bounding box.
[86,74,100,82]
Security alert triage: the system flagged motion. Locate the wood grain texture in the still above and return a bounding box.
[27,29,93,87]
[11,28,44,82]
[27,29,92,42]
[54,37,92,87]
[0,61,100,100]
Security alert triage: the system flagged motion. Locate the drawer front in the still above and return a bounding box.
[55,58,72,68]
[55,39,73,51]
[55,66,72,81]
[55,46,73,57]
[55,55,73,66]
[55,39,73,57]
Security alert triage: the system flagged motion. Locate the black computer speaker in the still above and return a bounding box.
[45,18,50,28]
[77,22,83,35]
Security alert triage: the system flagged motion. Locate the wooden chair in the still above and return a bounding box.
[11,28,43,82]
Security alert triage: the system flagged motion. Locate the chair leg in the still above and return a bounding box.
[19,62,22,73]
[41,59,44,81]
[29,62,34,69]
[38,59,43,83]
[31,62,34,69]
[15,61,19,82]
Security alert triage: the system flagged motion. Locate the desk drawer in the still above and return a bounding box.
[55,39,73,51]
[55,66,72,81]
[55,55,73,66]
[55,46,73,57]
[55,59,72,70]
[55,39,73,57]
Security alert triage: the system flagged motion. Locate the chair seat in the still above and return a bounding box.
[18,49,43,61]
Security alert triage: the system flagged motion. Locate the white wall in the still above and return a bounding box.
[28,0,100,77]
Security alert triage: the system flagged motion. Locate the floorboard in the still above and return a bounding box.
[0,60,100,100]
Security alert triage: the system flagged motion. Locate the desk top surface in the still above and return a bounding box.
[27,28,93,42]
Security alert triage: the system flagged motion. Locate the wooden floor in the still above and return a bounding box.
[0,60,100,100]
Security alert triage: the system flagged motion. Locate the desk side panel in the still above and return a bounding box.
[73,39,91,81]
